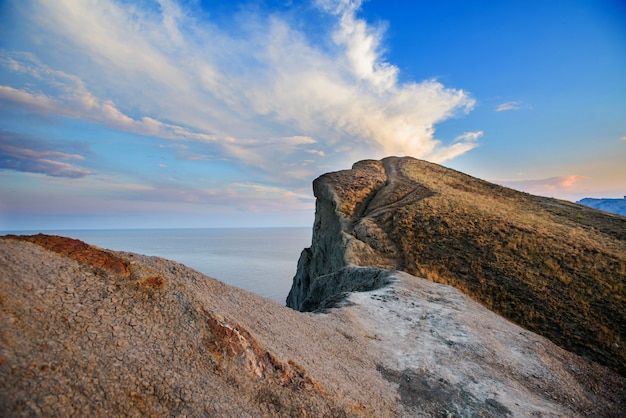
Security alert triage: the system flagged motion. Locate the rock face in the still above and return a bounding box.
[2,232,626,416]
[287,157,626,377]
[0,235,350,417]
[348,272,626,417]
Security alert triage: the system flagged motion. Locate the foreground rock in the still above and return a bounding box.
[287,157,626,378]
[349,272,626,417]
[0,235,380,417]
[2,235,625,416]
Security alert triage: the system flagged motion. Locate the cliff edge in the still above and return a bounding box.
[287,157,626,377]
[2,231,625,415]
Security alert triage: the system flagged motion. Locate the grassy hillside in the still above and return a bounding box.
[353,158,626,375]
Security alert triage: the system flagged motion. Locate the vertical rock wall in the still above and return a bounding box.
[286,159,391,310]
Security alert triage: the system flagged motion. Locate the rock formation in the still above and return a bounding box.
[2,234,625,416]
[287,157,626,378]
[2,156,626,416]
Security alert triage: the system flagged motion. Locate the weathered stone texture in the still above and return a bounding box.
[2,231,625,416]
[0,236,384,417]
[286,156,626,378]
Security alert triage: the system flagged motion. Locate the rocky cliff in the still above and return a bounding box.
[3,155,626,416]
[287,157,626,378]
[1,235,354,417]
[2,234,625,416]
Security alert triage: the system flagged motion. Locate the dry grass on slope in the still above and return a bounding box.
[370,158,626,376]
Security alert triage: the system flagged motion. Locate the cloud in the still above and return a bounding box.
[158,143,222,162]
[90,177,314,211]
[307,149,326,157]
[0,55,218,143]
[422,131,483,163]
[2,0,477,180]
[621,136,626,141]
[0,132,92,178]
[499,175,590,196]
[495,101,522,112]
[455,131,484,142]
[322,0,397,91]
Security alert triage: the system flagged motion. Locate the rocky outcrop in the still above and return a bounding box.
[349,271,626,417]
[2,233,625,416]
[291,266,393,312]
[287,157,626,378]
[286,158,440,311]
[0,235,370,417]
[286,159,398,310]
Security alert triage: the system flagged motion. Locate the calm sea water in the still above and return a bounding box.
[8,228,311,304]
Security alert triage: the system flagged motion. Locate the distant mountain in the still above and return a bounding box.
[288,156,626,378]
[577,197,626,217]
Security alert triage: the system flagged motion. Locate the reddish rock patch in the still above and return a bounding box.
[6,234,130,277]
[141,276,166,290]
[202,308,324,392]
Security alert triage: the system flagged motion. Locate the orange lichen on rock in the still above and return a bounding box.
[7,234,130,277]
[140,276,166,290]
[202,308,324,392]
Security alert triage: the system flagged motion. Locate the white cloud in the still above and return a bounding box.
[307,149,326,157]
[427,142,479,164]
[495,101,522,112]
[4,0,477,183]
[329,0,398,90]
[455,131,484,142]
[283,136,318,145]
[0,67,217,142]
[498,175,590,197]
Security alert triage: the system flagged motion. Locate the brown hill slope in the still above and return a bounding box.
[0,235,375,416]
[3,235,625,416]
[287,156,626,376]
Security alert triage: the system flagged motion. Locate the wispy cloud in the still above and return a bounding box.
[158,144,223,162]
[87,177,314,211]
[0,55,219,143]
[499,175,589,196]
[495,101,522,112]
[0,132,92,178]
[425,131,483,163]
[3,0,476,176]
[455,131,484,142]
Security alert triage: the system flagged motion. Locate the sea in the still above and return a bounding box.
[5,228,311,305]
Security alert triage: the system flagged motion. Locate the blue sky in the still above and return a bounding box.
[1,0,625,230]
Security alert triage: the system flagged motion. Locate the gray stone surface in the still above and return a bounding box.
[1,236,625,416]
[0,236,397,417]
[286,156,626,379]
[298,266,393,312]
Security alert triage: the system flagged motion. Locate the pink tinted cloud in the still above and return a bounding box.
[0,134,92,178]
[499,175,589,197]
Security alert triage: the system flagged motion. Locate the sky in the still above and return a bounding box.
[0,0,625,230]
